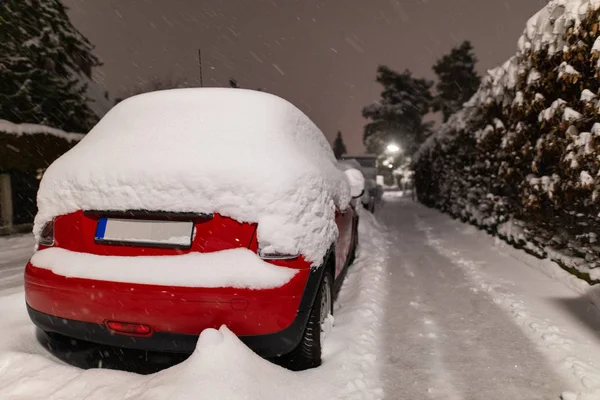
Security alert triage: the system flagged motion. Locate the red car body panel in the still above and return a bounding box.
[50,210,258,256]
[25,205,356,355]
[25,264,309,336]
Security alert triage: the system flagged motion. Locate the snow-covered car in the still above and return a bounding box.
[24,88,364,370]
[341,154,380,212]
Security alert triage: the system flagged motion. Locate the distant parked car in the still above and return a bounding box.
[341,154,380,212]
[25,88,364,371]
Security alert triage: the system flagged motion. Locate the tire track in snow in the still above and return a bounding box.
[379,197,565,399]
[0,274,24,291]
[382,218,464,400]
[419,312,462,400]
[416,217,600,399]
[403,262,462,400]
[386,218,462,398]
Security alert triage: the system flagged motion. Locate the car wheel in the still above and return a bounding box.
[41,330,84,351]
[279,271,333,371]
[349,221,359,265]
[44,331,70,344]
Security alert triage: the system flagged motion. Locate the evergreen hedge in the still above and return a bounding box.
[414,1,600,283]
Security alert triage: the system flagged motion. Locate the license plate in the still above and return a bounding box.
[95,218,194,248]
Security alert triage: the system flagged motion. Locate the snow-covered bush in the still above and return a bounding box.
[415,0,600,283]
[0,0,102,132]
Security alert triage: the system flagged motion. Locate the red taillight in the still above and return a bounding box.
[257,246,299,260]
[106,321,152,336]
[39,220,54,247]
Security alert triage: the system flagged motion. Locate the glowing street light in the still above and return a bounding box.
[386,143,401,153]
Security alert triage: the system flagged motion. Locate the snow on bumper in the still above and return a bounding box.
[29,247,297,289]
[25,250,310,337]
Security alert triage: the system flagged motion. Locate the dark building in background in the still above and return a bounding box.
[0,123,82,234]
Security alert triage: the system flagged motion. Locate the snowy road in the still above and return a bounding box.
[380,195,600,399]
[0,233,32,292]
[3,197,600,398]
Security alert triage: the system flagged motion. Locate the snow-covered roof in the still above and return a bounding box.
[0,120,84,142]
[34,88,351,265]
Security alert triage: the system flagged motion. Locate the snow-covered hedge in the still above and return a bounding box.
[0,120,83,173]
[415,0,600,283]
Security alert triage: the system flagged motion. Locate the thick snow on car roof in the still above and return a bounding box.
[34,88,351,265]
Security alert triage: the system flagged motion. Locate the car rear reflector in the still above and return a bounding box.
[39,219,55,247]
[106,321,152,336]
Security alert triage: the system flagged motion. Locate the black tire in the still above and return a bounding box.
[40,330,88,354]
[279,271,333,371]
[348,219,359,265]
[43,330,88,348]
[44,330,71,345]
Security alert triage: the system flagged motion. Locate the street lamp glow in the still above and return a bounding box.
[386,144,400,153]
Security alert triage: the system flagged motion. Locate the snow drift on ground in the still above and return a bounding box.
[0,207,387,400]
[31,247,297,289]
[34,88,351,266]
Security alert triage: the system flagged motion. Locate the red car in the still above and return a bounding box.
[24,89,364,370]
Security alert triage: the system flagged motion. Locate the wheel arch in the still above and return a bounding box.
[298,245,334,313]
[325,245,336,285]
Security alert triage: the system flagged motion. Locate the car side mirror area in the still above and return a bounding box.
[344,168,365,199]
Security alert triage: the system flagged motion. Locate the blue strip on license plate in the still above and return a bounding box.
[95,218,108,240]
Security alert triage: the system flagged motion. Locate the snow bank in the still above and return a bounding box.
[30,247,297,289]
[0,119,84,142]
[34,89,351,266]
[0,207,387,400]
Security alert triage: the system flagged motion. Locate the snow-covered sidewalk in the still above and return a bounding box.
[0,208,388,400]
[379,195,600,400]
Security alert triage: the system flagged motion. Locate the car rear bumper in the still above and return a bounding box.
[27,304,311,357]
[25,262,324,357]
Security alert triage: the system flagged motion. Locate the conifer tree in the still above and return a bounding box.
[363,66,432,154]
[332,131,347,159]
[0,0,101,132]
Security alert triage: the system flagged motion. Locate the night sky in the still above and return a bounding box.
[64,0,547,153]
